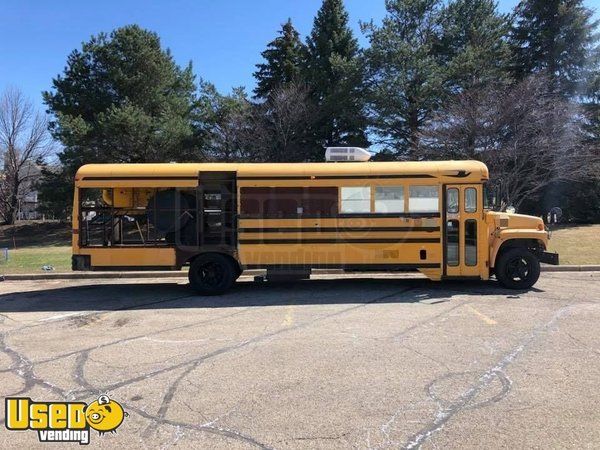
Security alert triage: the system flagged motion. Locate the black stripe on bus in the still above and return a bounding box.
[82,176,199,181]
[239,238,440,245]
[239,213,441,219]
[239,227,440,233]
[237,174,436,180]
[243,263,441,270]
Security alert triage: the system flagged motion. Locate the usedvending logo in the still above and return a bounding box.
[5,394,128,445]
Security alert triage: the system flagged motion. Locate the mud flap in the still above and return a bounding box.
[540,252,559,265]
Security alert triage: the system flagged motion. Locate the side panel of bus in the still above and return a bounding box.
[236,177,444,277]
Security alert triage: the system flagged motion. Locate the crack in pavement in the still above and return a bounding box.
[66,286,417,448]
[401,305,574,449]
[2,281,478,449]
[141,361,201,439]
[70,287,418,399]
[425,370,512,412]
[0,306,255,373]
[0,333,70,399]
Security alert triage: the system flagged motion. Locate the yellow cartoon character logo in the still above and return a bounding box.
[85,395,128,435]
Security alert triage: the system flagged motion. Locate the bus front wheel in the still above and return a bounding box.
[495,247,541,290]
[188,254,236,295]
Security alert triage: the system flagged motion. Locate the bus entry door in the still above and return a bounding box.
[444,184,481,277]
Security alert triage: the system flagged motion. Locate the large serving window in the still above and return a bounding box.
[78,187,198,247]
[240,187,338,217]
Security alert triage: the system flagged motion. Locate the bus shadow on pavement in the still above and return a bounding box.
[0,277,542,313]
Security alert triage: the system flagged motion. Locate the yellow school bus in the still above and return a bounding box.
[71,157,559,294]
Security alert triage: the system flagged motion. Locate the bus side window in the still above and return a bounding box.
[409,186,439,213]
[447,188,459,214]
[465,188,477,213]
[447,219,459,266]
[375,186,404,213]
[340,187,371,213]
[465,219,477,266]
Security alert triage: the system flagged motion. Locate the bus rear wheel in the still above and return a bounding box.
[495,247,540,290]
[188,254,236,295]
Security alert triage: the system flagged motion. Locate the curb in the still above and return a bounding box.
[1,266,598,281]
[540,265,600,272]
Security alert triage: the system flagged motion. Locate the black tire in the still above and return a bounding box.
[495,247,541,290]
[188,253,236,295]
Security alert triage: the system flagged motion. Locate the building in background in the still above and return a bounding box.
[16,162,42,220]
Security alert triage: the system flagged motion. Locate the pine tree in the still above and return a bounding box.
[364,0,446,158]
[40,25,198,216]
[440,0,513,92]
[304,0,368,158]
[43,25,197,170]
[511,0,598,96]
[254,19,305,99]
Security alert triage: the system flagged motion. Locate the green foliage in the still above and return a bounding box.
[439,0,513,92]
[43,24,197,170]
[254,19,306,99]
[364,0,446,158]
[304,0,369,158]
[39,25,199,217]
[195,82,253,161]
[511,0,599,96]
[31,2,600,221]
[36,165,73,220]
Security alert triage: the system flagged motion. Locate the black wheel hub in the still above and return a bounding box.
[505,257,530,281]
[198,262,225,287]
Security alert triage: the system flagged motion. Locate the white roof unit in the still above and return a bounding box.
[325,147,371,162]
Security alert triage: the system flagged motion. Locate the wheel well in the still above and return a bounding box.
[496,239,546,261]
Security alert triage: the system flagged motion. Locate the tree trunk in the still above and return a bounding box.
[6,180,20,225]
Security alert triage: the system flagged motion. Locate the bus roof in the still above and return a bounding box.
[76,160,489,183]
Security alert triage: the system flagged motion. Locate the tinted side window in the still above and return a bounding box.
[446,219,459,266]
[465,219,477,266]
[240,187,338,217]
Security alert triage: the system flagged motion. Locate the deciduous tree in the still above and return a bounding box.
[0,88,53,224]
[423,76,596,210]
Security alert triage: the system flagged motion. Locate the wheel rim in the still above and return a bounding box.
[505,257,531,282]
[197,262,225,288]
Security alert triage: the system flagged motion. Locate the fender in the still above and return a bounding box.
[490,229,549,268]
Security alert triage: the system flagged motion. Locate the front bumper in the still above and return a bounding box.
[540,252,560,265]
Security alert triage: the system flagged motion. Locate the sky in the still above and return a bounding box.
[1,0,599,114]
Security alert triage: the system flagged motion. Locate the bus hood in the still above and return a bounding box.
[486,211,546,232]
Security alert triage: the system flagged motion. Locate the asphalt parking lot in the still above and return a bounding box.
[0,272,598,449]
